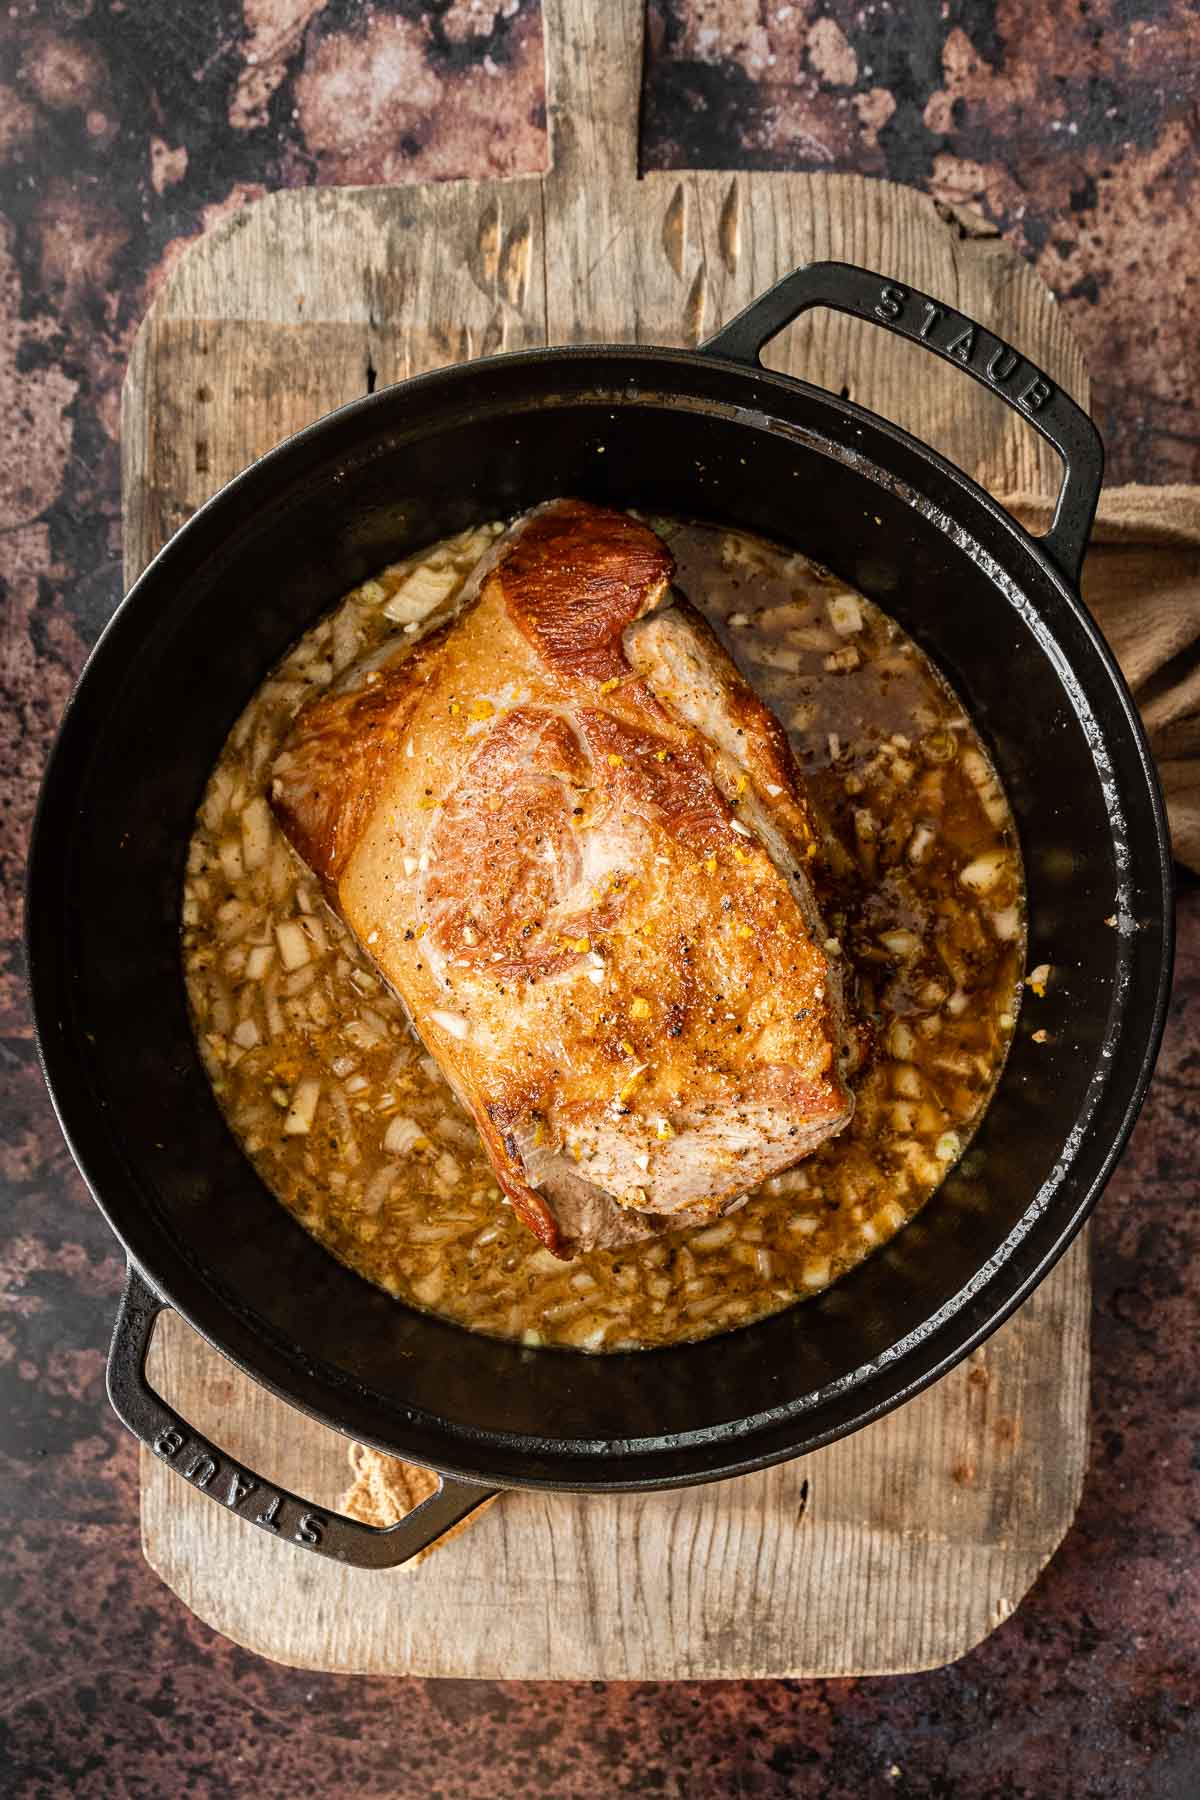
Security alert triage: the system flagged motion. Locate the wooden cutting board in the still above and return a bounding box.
[123,0,1092,1678]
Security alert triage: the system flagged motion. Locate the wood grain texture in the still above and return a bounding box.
[125,0,1093,1678]
[144,1236,1088,1679]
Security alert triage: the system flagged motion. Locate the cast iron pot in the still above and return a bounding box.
[28,262,1173,1567]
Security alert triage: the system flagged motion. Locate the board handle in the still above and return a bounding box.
[701,260,1103,585]
[107,1265,496,1569]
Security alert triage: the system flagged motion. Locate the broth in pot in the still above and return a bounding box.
[182,517,1025,1351]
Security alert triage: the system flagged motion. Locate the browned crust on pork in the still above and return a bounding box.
[498,500,673,681]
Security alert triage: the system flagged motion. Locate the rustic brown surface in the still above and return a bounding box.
[2,0,1197,1791]
[642,0,1200,486]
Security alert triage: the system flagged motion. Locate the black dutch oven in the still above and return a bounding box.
[28,263,1173,1566]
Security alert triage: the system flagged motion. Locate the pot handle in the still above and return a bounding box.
[700,260,1103,585]
[107,1264,497,1569]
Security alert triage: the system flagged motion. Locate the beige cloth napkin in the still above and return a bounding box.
[1008,483,1200,871]
[341,481,1199,1544]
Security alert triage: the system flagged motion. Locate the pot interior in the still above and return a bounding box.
[31,351,1169,1486]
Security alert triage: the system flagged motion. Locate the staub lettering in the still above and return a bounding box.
[150,1424,319,1548]
[256,1493,283,1532]
[986,345,1019,384]
[1019,376,1053,413]
[947,324,977,363]
[872,281,1055,413]
[225,1471,255,1508]
[185,1453,217,1489]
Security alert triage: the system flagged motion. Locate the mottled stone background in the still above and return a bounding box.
[1,3,1197,1795]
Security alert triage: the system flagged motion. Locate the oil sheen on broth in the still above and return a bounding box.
[182,519,1026,1352]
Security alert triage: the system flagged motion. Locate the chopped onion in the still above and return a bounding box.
[765,1167,809,1197]
[232,1018,260,1049]
[750,644,803,673]
[961,747,1010,826]
[216,898,256,942]
[755,602,807,632]
[331,607,362,674]
[383,1115,425,1156]
[692,1221,735,1250]
[960,849,1009,893]
[435,1151,462,1186]
[823,645,861,673]
[382,564,462,624]
[683,1295,720,1319]
[990,904,1020,940]
[276,920,311,970]
[788,626,840,652]
[201,766,234,831]
[880,928,920,959]
[344,1016,387,1051]
[359,1166,395,1209]
[828,593,863,635]
[283,1077,321,1136]
[301,910,329,955]
[407,1222,455,1244]
[264,976,284,1039]
[564,1317,609,1350]
[240,796,272,870]
[802,1260,831,1289]
[327,1084,360,1167]
[218,837,245,882]
[245,943,274,980]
